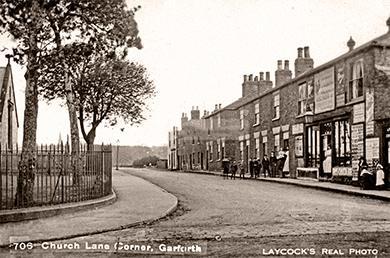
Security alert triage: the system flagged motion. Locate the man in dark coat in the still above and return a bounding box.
[270,151,276,177]
[253,158,259,178]
[249,158,254,178]
[262,154,270,177]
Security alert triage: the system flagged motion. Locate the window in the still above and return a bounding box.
[198,152,200,163]
[217,141,221,160]
[295,135,303,157]
[273,93,280,119]
[274,134,280,152]
[255,103,260,125]
[307,126,320,167]
[240,141,244,160]
[334,120,351,166]
[210,117,213,130]
[210,142,213,161]
[255,138,260,159]
[262,136,268,156]
[240,110,244,129]
[349,59,363,100]
[298,82,307,115]
[222,139,225,159]
[217,114,221,127]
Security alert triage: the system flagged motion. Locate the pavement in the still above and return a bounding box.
[1,167,390,248]
[0,169,178,247]
[182,169,390,201]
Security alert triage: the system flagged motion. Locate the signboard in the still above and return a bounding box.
[336,94,345,107]
[333,167,353,176]
[353,103,365,124]
[314,67,335,114]
[351,124,364,181]
[366,89,374,136]
[294,135,303,157]
[292,123,304,135]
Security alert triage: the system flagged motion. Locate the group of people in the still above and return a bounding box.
[358,156,386,190]
[222,149,290,180]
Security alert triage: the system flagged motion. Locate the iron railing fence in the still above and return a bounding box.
[0,143,112,210]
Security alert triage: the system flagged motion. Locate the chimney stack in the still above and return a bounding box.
[260,72,264,80]
[275,60,292,87]
[295,46,314,77]
[191,106,200,120]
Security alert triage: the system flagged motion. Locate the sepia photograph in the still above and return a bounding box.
[1,0,390,257]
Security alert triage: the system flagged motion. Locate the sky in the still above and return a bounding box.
[0,0,389,147]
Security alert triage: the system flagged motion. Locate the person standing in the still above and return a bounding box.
[277,150,285,178]
[253,158,259,178]
[239,160,245,179]
[262,154,270,178]
[230,160,238,180]
[256,158,262,178]
[249,158,254,178]
[376,164,386,190]
[222,157,230,179]
[270,151,276,178]
[282,148,289,178]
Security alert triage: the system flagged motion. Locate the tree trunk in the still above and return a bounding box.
[86,127,97,151]
[15,67,38,207]
[65,71,81,185]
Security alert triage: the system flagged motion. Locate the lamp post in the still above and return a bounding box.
[116,139,120,170]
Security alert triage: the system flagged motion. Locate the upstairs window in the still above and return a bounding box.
[240,110,244,129]
[273,93,280,119]
[254,103,260,125]
[210,117,213,130]
[349,59,363,100]
[217,114,221,127]
[298,82,307,115]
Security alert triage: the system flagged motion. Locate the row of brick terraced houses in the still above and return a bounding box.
[168,17,390,187]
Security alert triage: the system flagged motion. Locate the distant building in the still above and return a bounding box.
[0,58,19,149]
[170,16,390,187]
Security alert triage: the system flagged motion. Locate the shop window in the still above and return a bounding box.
[307,126,320,167]
[298,82,307,115]
[273,93,280,119]
[349,59,363,100]
[334,120,351,166]
[255,103,260,125]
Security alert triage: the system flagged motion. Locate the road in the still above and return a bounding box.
[22,168,390,257]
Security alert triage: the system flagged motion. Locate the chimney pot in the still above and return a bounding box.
[219,103,222,109]
[215,104,218,110]
[260,72,264,80]
[266,72,270,81]
[254,76,258,81]
[347,36,356,51]
[284,60,290,70]
[243,75,247,82]
[249,74,253,81]
[196,106,199,110]
[297,47,303,58]
[304,46,310,58]
[277,60,283,70]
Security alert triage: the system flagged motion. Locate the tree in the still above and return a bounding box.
[77,57,155,147]
[0,0,142,206]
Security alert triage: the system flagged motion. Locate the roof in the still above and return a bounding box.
[0,63,19,127]
[205,31,390,117]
